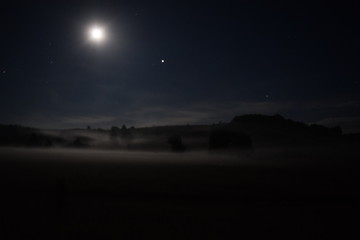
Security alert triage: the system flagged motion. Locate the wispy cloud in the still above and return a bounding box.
[60,116,117,125]
[312,117,360,133]
[123,101,292,127]
[16,101,291,129]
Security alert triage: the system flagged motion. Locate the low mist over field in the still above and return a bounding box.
[1,142,360,239]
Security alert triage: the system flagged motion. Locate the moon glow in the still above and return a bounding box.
[88,26,105,43]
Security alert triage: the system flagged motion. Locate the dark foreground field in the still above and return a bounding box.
[1,146,359,239]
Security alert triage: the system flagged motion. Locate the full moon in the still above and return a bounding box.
[88,26,105,43]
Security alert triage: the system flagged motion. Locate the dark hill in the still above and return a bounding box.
[229,114,342,147]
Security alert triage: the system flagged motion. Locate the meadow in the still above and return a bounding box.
[1,146,359,239]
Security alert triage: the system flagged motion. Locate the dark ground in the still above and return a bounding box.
[0,147,359,239]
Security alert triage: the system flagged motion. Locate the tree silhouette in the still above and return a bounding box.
[110,126,120,140]
[167,134,186,152]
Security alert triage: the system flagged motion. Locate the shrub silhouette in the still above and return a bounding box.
[68,136,91,148]
[209,127,252,150]
[167,134,186,152]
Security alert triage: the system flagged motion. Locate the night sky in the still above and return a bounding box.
[1,1,359,132]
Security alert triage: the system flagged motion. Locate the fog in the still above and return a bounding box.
[1,146,359,239]
[1,144,358,166]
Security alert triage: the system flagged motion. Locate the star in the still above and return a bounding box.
[161,59,165,63]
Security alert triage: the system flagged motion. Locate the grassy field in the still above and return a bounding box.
[1,147,359,239]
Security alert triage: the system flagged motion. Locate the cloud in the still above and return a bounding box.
[123,101,293,127]
[60,116,117,125]
[8,101,293,129]
[312,116,360,133]
[8,115,124,129]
